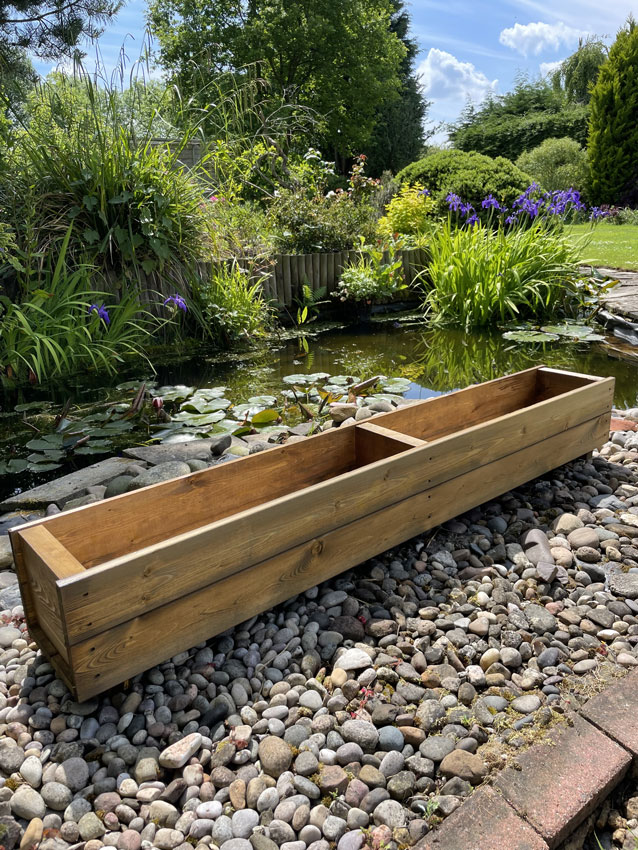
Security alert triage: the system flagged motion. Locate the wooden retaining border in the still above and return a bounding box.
[9,366,614,701]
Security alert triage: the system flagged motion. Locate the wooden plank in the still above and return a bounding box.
[48,426,357,567]
[57,377,613,643]
[312,253,321,291]
[67,412,609,700]
[355,422,426,465]
[327,252,335,293]
[536,366,599,399]
[365,366,543,440]
[46,369,541,565]
[16,526,81,660]
[282,255,292,308]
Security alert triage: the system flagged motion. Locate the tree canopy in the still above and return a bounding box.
[588,17,638,205]
[449,76,588,161]
[146,0,409,163]
[0,0,120,63]
[550,37,608,104]
[364,0,428,176]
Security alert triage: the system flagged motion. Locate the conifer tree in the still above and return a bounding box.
[588,17,638,205]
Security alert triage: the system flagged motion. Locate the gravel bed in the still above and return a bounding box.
[2,413,638,850]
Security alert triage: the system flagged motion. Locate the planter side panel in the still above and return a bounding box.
[57,376,614,644]
[67,410,609,700]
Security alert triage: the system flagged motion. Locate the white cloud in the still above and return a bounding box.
[417,48,497,102]
[499,21,587,56]
[539,58,564,76]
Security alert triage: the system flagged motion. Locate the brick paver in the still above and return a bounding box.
[581,669,638,757]
[418,786,549,850]
[494,715,631,848]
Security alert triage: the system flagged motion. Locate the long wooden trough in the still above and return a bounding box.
[10,366,614,701]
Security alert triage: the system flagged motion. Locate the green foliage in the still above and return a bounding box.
[294,284,328,325]
[377,183,436,238]
[269,191,378,253]
[0,0,120,66]
[550,37,608,104]
[588,17,638,205]
[1,70,213,297]
[146,0,406,161]
[365,0,428,176]
[516,138,589,198]
[450,77,588,161]
[0,229,155,384]
[422,217,585,328]
[268,156,380,253]
[397,149,532,215]
[335,243,405,303]
[199,261,272,347]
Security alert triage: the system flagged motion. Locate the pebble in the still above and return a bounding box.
[0,422,637,850]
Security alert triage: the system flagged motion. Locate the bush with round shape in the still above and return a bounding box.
[516,137,589,198]
[397,149,533,216]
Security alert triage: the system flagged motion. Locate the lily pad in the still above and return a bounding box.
[502,330,560,343]
[327,375,360,386]
[540,323,605,341]
[154,385,195,402]
[282,372,330,385]
[252,409,280,424]
[0,459,29,474]
[180,397,231,414]
[380,378,411,394]
[248,395,278,407]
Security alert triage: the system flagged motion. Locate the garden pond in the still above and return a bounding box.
[2,316,638,503]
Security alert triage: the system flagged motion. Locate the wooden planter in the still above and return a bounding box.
[10,366,614,701]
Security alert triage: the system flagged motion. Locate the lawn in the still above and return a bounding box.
[566,222,638,271]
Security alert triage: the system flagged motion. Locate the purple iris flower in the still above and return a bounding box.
[505,214,518,225]
[466,213,479,227]
[446,192,462,212]
[481,194,501,210]
[589,206,609,221]
[164,294,188,313]
[88,304,110,324]
[418,188,431,196]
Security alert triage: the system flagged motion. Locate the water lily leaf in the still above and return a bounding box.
[172,410,227,426]
[251,409,280,424]
[3,458,28,473]
[328,375,359,386]
[26,438,63,451]
[248,395,278,406]
[155,385,195,402]
[541,323,599,338]
[161,433,200,444]
[27,461,61,472]
[282,372,330,385]
[27,450,64,463]
[14,401,51,413]
[180,397,231,414]
[380,378,411,393]
[502,331,559,343]
[74,446,110,455]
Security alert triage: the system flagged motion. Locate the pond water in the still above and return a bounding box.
[2,318,638,502]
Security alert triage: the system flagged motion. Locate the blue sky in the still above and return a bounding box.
[34,0,637,142]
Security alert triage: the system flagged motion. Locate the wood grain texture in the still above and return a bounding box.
[67,411,609,700]
[47,425,358,567]
[16,526,79,660]
[355,422,426,465]
[57,376,613,643]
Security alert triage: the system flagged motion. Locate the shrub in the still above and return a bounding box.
[588,18,638,205]
[268,154,380,253]
[516,138,589,198]
[422,217,585,328]
[335,244,405,304]
[377,183,437,238]
[397,150,533,216]
[0,72,214,305]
